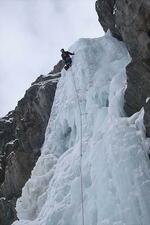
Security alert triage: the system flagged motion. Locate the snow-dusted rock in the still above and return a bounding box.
[0,62,62,225]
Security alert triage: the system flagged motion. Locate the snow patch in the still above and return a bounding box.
[146,97,150,103]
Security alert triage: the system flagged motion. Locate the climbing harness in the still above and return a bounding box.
[71,72,85,225]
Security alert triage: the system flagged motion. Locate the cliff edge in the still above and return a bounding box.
[0,61,64,225]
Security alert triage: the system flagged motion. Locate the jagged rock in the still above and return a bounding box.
[96,0,150,136]
[144,99,150,137]
[116,0,150,59]
[124,59,150,116]
[0,112,16,154]
[0,61,62,225]
[0,151,35,199]
[48,60,65,74]
[95,0,122,40]
[14,77,57,155]
[0,155,6,184]
[96,0,150,57]
[0,198,17,225]
[33,60,64,85]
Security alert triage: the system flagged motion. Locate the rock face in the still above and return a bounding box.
[96,0,150,135]
[96,0,150,58]
[0,61,64,225]
[95,0,121,40]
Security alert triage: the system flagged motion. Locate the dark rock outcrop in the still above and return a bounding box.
[96,0,150,57]
[48,60,65,75]
[96,0,150,136]
[0,198,17,225]
[0,61,63,225]
[124,59,150,116]
[144,98,150,137]
[95,0,122,40]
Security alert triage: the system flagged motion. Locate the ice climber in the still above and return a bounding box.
[61,49,75,71]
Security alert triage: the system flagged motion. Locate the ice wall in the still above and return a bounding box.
[13,34,150,225]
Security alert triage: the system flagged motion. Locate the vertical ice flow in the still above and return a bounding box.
[13,35,150,225]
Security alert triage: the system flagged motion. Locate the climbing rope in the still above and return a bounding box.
[71,72,85,225]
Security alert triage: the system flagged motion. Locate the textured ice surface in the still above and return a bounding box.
[13,35,150,225]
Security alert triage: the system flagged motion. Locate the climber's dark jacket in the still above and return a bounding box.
[61,50,74,64]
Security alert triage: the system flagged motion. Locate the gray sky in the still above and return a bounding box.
[0,0,103,117]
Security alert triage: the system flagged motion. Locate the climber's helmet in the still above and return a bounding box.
[61,49,65,53]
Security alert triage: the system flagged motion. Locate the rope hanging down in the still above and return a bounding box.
[71,73,85,225]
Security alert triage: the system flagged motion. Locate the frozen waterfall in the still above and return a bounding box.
[13,34,150,225]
